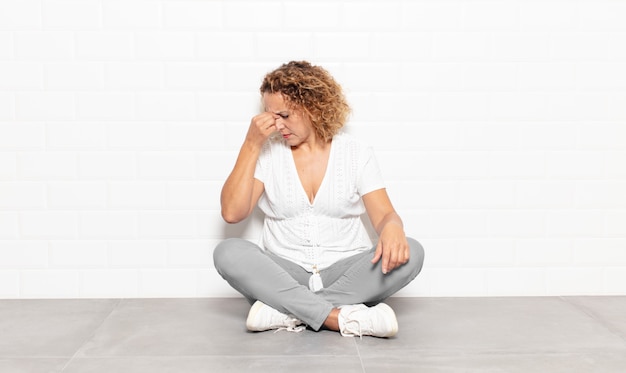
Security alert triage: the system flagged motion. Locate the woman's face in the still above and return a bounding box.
[262,92,315,147]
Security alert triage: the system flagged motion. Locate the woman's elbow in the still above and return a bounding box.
[221,208,246,224]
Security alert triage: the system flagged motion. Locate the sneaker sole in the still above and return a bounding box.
[376,303,399,337]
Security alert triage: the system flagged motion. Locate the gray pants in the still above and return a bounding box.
[213,237,425,331]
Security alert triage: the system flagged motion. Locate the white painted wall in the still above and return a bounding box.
[1,0,625,298]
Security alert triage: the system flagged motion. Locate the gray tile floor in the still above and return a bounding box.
[1,296,626,372]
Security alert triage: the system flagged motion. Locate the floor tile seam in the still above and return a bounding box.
[352,337,367,373]
[357,347,626,356]
[58,298,123,372]
[559,296,626,344]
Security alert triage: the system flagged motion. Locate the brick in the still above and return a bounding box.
[340,63,401,93]
[458,123,520,150]
[372,33,432,62]
[0,271,19,297]
[195,151,238,181]
[546,151,605,180]
[0,62,43,90]
[166,181,221,209]
[0,123,44,150]
[0,182,45,209]
[0,32,12,58]
[18,152,77,180]
[401,2,465,31]
[573,239,626,266]
[578,1,626,32]
[457,239,515,267]
[104,62,163,90]
[606,211,626,238]
[463,1,520,32]
[605,268,626,294]
[314,33,370,61]
[20,270,80,298]
[197,210,263,239]
[166,123,226,150]
[197,92,267,122]
[103,0,161,30]
[109,240,167,268]
[428,268,487,296]
[343,2,401,30]
[492,32,551,62]
[606,151,626,179]
[516,181,575,209]
[545,268,605,295]
[198,269,240,297]
[135,93,196,121]
[49,240,107,268]
[75,32,132,61]
[0,241,47,268]
[167,239,215,268]
[576,181,626,209]
[283,3,341,30]
[107,123,168,149]
[20,211,77,239]
[520,123,577,150]
[16,92,75,120]
[255,32,314,61]
[138,152,195,180]
[14,31,73,59]
[458,181,516,209]
[515,239,573,267]
[197,33,255,61]
[43,0,101,29]
[76,93,134,121]
[134,32,195,60]
[0,0,42,30]
[578,123,626,151]
[577,63,626,91]
[46,122,107,149]
[78,152,137,180]
[519,1,578,31]
[0,153,16,181]
[401,210,488,239]
[432,93,490,121]
[487,210,546,238]
[487,269,546,296]
[223,1,282,30]
[138,211,197,238]
[488,151,546,179]
[44,63,104,90]
[518,63,577,91]
[108,181,166,208]
[164,62,224,90]
[47,182,107,209]
[79,211,137,239]
[385,181,458,209]
[163,1,222,30]
[80,269,139,298]
[433,32,492,62]
[0,213,18,238]
[546,210,606,237]
[140,269,198,297]
[551,33,611,62]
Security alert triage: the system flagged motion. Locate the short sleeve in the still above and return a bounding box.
[357,146,385,196]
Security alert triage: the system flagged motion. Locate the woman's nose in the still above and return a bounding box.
[274,119,285,130]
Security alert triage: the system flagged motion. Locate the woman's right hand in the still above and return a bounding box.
[245,112,277,147]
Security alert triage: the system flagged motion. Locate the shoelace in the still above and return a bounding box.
[273,317,306,333]
[343,318,364,339]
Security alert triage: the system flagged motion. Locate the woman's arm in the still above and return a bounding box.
[220,112,276,223]
[362,188,410,274]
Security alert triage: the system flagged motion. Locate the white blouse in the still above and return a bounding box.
[254,132,385,272]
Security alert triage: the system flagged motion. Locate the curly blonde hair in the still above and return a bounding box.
[260,61,351,142]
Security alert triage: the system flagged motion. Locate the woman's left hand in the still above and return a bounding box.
[371,222,410,274]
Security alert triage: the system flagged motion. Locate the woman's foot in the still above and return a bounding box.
[337,303,398,338]
[246,301,305,332]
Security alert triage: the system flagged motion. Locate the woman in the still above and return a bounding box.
[214,61,424,338]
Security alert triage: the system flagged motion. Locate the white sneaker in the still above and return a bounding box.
[338,303,398,338]
[246,301,305,333]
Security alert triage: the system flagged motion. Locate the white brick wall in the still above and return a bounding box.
[1,0,625,299]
